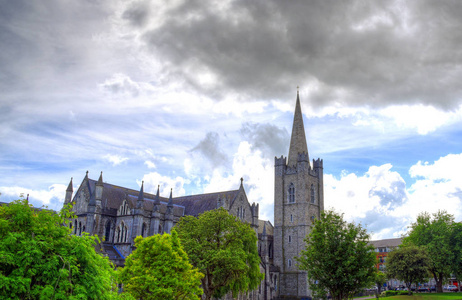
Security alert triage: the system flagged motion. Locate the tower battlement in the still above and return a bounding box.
[274,155,287,167]
[313,158,323,169]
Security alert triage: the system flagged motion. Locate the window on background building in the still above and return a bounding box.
[288,259,292,267]
[288,183,295,203]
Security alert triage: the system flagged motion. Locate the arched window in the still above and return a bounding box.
[78,221,82,235]
[290,214,293,222]
[311,184,316,204]
[269,243,273,258]
[74,220,77,234]
[288,183,295,203]
[118,200,130,216]
[158,224,163,234]
[288,259,292,267]
[289,235,292,243]
[105,221,111,242]
[243,208,245,218]
[82,226,85,233]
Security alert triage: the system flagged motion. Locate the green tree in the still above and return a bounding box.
[386,245,430,295]
[297,210,376,300]
[374,271,386,298]
[403,211,454,293]
[449,222,462,292]
[175,208,263,300]
[0,199,118,299]
[119,230,203,300]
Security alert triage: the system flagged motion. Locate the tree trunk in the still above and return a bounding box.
[436,273,444,293]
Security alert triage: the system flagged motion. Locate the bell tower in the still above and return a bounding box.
[274,90,324,298]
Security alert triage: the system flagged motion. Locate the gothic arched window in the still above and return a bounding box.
[118,200,130,216]
[288,183,295,203]
[311,184,316,204]
[288,259,292,267]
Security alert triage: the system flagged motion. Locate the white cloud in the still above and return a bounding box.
[103,154,129,166]
[0,184,67,210]
[378,104,462,135]
[324,153,462,239]
[405,153,462,220]
[140,172,187,197]
[144,160,156,169]
[200,141,275,221]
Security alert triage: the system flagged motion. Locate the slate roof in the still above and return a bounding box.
[369,238,402,248]
[83,178,239,218]
[173,190,240,217]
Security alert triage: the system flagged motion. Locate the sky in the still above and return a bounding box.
[1,0,461,240]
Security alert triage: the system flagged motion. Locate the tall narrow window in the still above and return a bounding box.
[290,214,293,222]
[141,223,146,237]
[288,183,295,203]
[289,235,292,243]
[105,221,111,242]
[288,259,292,267]
[311,184,316,204]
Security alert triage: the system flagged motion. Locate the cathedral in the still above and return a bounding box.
[64,91,323,300]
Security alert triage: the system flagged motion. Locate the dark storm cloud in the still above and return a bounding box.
[0,0,112,93]
[240,122,289,158]
[189,132,230,170]
[124,0,462,109]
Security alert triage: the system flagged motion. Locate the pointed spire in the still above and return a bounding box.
[138,181,144,202]
[287,90,309,167]
[84,170,89,180]
[240,177,244,189]
[167,188,173,207]
[154,185,160,205]
[67,177,73,192]
[96,172,103,186]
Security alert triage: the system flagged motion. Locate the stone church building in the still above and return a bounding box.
[64,91,323,299]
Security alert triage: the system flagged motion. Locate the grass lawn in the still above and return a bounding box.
[387,293,462,300]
